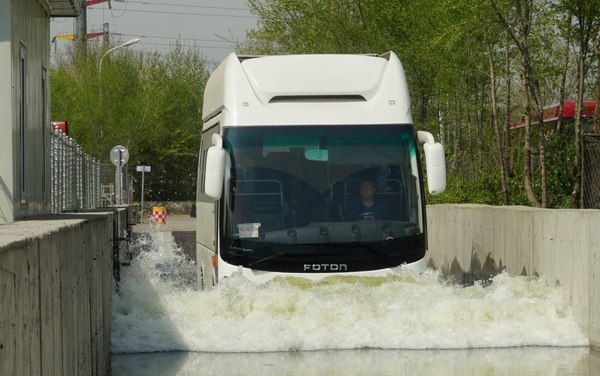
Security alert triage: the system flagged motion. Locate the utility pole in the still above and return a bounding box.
[74,0,87,57]
[103,22,110,50]
[136,166,151,223]
[75,1,113,57]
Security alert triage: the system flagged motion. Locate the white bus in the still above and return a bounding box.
[196,52,446,288]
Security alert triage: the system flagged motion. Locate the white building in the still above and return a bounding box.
[0,0,79,223]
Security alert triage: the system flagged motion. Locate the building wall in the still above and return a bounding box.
[0,0,15,223]
[0,0,52,223]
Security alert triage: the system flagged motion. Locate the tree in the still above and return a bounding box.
[490,0,547,207]
[559,0,600,207]
[243,0,598,208]
[51,41,209,201]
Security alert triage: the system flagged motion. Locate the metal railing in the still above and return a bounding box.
[50,128,101,213]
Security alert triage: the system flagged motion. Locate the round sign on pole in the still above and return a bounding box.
[110,145,129,166]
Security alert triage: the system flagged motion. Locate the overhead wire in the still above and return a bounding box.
[114,32,232,44]
[109,0,129,18]
[112,1,249,12]
[53,1,253,60]
[135,41,233,50]
[87,2,255,49]
[88,7,258,19]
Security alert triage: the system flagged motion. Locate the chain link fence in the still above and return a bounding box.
[99,164,134,206]
[50,127,137,212]
[50,128,102,213]
[582,134,600,209]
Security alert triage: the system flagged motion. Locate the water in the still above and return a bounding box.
[111,228,594,374]
[112,348,597,376]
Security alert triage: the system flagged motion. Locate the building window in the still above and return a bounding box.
[19,43,27,203]
[42,67,48,204]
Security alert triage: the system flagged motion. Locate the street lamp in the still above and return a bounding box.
[99,38,141,73]
[98,38,141,154]
[97,38,141,200]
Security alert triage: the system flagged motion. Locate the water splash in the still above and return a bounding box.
[112,229,588,353]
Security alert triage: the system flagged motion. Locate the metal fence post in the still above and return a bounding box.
[48,126,103,213]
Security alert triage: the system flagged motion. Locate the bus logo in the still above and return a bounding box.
[303,264,348,272]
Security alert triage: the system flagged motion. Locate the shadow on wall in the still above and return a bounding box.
[428,251,528,286]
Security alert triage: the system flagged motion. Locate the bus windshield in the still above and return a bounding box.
[220,124,426,272]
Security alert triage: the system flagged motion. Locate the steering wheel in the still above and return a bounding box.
[353,212,382,220]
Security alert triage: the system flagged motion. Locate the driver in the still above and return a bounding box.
[345,179,391,220]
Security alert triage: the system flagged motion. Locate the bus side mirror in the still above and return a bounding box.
[417,131,446,195]
[204,134,226,200]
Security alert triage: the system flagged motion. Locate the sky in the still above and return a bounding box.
[50,0,259,65]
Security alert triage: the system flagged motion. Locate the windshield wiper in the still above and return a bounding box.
[248,249,318,268]
[248,251,287,268]
[302,241,388,257]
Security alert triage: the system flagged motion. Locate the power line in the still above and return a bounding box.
[114,32,233,44]
[135,41,233,50]
[88,7,258,18]
[113,1,249,12]
[110,2,129,18]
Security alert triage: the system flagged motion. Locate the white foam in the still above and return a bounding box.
[111,230,589,353]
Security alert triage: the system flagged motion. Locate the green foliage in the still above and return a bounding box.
[544,131,577,208]
[243,0,600,208]
[426,131,577,208]
[51,41,209,201]
[50,1,600,205]
[426,172,503,206]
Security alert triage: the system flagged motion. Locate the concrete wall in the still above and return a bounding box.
[426,204,600,350]
[0,212,117,376]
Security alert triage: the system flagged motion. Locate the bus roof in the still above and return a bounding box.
[202,52,412,128]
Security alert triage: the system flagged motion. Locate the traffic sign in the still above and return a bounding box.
[110,145,129,166]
